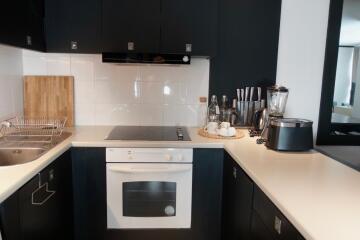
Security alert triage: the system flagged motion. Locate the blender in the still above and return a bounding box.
[258,85,289,143]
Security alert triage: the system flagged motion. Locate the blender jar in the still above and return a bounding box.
[267,86,289,117]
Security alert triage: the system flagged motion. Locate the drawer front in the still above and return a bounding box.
[251,211,276,240]
[253,186,303,240]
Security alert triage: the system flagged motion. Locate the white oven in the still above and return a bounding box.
[106,148,193,229]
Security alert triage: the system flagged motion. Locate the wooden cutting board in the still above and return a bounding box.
[24,76,74,127]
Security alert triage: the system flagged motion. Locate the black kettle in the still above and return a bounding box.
[253,108,268,132]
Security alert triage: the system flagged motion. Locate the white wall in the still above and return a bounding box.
[22,50,209,126]
[0,45,23,121]
[352,47,360,118]
[333,47,354,106]
[276,0,331,137]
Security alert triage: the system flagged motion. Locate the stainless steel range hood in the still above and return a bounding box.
[102,52,191,65]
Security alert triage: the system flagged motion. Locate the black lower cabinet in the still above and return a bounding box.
[191,148,224,240]
[0,150,73,240]
[222,152,254,240]
[0,193,21,240]
[251,211,275,240]
[20,150,73,240]
[252,186,305,240]
[72,148,107,240]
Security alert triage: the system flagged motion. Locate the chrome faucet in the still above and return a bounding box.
[0,120,12,138]
[1,121,12,128]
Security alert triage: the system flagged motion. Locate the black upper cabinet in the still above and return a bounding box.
[26,0,46,51]
[210,0,282,98]
[0,1,27,48]
[160,0,218,56]
[45,0,101,53]
[102,0,161,53]
[0,0,45,51]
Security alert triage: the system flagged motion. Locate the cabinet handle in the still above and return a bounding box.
[185,44,192,53]
[31,173,56,206]
[274,216,282,235]
[232,167,237,179]
[128,42,135,51]
[71,41,78,50]
[26,36,32,46]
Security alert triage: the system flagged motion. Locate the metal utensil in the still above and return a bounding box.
[248,87,255,124]
[244,87,249,125]
[255,87,262,112]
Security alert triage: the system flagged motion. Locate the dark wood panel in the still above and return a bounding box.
[222,152,254,240]
[253,185,303,240]
[210,0,282,99]
[72,148,107,240]
[0,193,22,240]
[26,0,46,51]
[0,0,27,48]
[102,0,161,53]
[251,211,275,240]
[45,0,101,53]
[160,0,218,56]
[19,150,73,240]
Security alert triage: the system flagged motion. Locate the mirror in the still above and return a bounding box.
[318,0,360,145]
[332,0,360,126]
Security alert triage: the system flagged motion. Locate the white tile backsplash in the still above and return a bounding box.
[0,45,23,121]
[22,50,209,126]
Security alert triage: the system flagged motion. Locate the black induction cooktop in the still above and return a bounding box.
[105,126,191,141]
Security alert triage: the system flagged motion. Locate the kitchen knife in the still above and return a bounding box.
[248,87,255,124]
[236,89,241,125]
[255,87,262,111]
[239,89,245,125]
[250,87,254,102]
[257,87,261,101]
[244,87,249,125]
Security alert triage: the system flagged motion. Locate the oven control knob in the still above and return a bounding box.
[165,154,173,161]
[177,155,184,161]
[164,205,175,216]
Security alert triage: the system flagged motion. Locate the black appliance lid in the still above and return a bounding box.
[267,85,289,92]
[270,118,313,128]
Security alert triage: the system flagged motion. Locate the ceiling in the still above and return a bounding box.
[340,0,360,46]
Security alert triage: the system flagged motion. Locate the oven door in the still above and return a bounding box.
[106,163,192,229]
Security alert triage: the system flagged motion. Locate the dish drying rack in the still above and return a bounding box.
[0,117,67,143]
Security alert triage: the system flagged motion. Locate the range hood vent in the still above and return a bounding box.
[102,53,191,65]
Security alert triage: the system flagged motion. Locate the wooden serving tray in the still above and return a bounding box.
[198,128,245,139]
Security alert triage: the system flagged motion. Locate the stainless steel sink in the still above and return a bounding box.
[0,147,47,166]
[0,131,72,167]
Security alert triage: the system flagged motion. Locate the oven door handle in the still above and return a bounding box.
[108,165,192,174]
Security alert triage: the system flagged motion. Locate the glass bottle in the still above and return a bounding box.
[220,95,230,122]
[230,99,238,126]
[208,95,220,123]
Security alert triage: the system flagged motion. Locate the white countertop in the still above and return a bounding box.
[1,126,359,240]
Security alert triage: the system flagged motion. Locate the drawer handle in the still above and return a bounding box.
[274,216,282,235]
[31,173,56,206]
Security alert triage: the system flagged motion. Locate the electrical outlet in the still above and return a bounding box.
[199,97,207,103]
